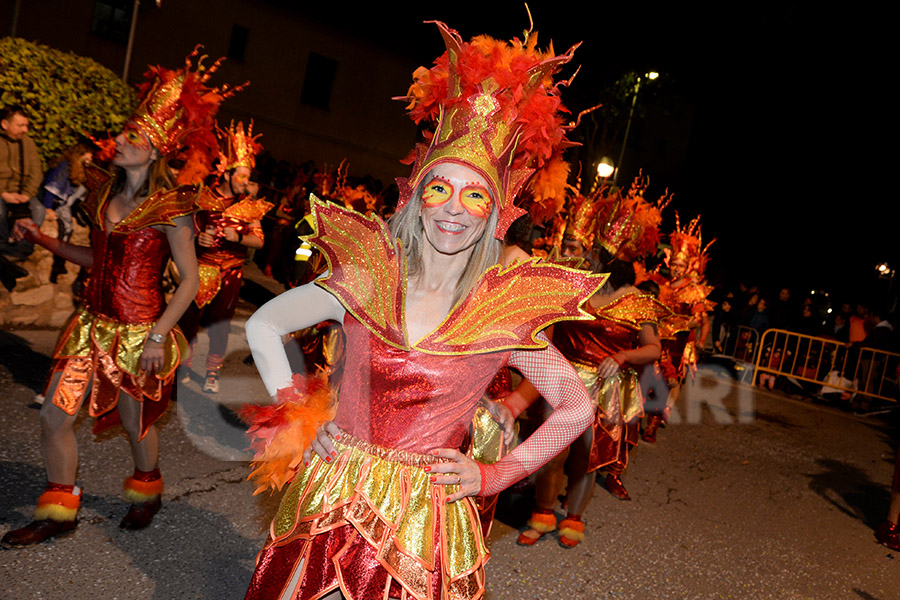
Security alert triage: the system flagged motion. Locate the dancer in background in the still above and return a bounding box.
[513,181,669,548]
[179,121,271,393]
[1,50,239,547]
[641,214,714,442]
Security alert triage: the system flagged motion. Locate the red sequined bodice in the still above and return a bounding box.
[84,226,170,323]
[333,312,510,453]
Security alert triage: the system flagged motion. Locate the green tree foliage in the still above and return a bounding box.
[0,37,137,167]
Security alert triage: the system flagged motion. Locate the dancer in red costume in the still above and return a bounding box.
[240,21,605,600]
[513,180,670,548]
[1,50,240,547]
[641,214,714,442]
[179,121,271,393]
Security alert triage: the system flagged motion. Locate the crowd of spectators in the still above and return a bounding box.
[707,282,899,401]
[0,107,393,295]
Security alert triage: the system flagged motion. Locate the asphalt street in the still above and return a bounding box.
[1,319,899,600]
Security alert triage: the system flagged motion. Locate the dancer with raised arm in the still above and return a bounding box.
[1,50,238,547]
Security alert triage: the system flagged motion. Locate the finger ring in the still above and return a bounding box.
[455,474,461,484]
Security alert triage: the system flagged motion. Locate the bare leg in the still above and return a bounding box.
[116,391,159,472]
[562,426,595,516]
[533,446,569,510]
[518,400,571,545]
[40,371,87,485]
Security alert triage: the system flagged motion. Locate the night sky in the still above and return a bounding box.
[289,2,895,303]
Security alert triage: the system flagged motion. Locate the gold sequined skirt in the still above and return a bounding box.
[571,361,644,472]
[47,307,189,438]
[249,431,490,600]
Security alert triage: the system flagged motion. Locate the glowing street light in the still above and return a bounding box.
[596,157,615,179]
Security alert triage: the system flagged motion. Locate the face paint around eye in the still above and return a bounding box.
[122,125,151,150]
[422,179,453,208]
[459,185,493,219]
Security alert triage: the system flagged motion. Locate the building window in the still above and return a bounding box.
[90,0,132,44]
[228,25,250,61]
[300,53,337,111]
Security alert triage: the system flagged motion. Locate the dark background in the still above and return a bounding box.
[294,1,896,305]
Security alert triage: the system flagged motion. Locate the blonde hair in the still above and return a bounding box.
[389,186,502,306]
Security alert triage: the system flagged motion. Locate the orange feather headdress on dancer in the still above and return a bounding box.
[132,46,247,184]
[397,19,579,238]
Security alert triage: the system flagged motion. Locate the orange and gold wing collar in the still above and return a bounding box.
[416,259,607,355]
[80,164,116,228]
[223,197,274,223]
[597,292,674,331]
[195,187,229,212]
[307,195,406,349]
[117,185,201,233]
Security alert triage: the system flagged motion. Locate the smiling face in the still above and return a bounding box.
[113,122,157,168]
[420,163,492,257]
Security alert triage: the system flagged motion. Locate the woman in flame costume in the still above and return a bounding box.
[179,120,271,393]
[640,213,714,443]
[512,179,670,548]
[2,49,240,547]
[241,21,604,600]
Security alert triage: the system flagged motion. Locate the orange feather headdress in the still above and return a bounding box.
[396,20,579,239]
[129,46,246,183]
[665,213,714,278]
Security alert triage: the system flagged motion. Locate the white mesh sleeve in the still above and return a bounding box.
[479,333,594,495]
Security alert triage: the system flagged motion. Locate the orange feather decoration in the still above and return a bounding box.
[239,372,335,495]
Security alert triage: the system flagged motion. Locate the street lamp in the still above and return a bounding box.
[613,71,659,185]
[589,156,615,194]
[596,156,615,179]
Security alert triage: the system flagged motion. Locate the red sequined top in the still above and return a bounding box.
[84,227,171,322]
[334,312,510,454]
[552,293,669,366]
[79,165,199,323]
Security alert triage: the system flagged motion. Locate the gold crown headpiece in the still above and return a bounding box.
[220,120,263,170]
[396,19,579,239]
[596,176,668,262]
[131,46,246,157]
[665,213,714,277]
[561,184,603,250]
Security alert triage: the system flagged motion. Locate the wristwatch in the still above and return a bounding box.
[148,332,166,344]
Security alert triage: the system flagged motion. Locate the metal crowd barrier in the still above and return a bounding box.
[751,328,900,403]
[727,325,760,362]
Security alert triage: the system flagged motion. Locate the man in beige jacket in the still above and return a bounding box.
[1,105,43,258]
